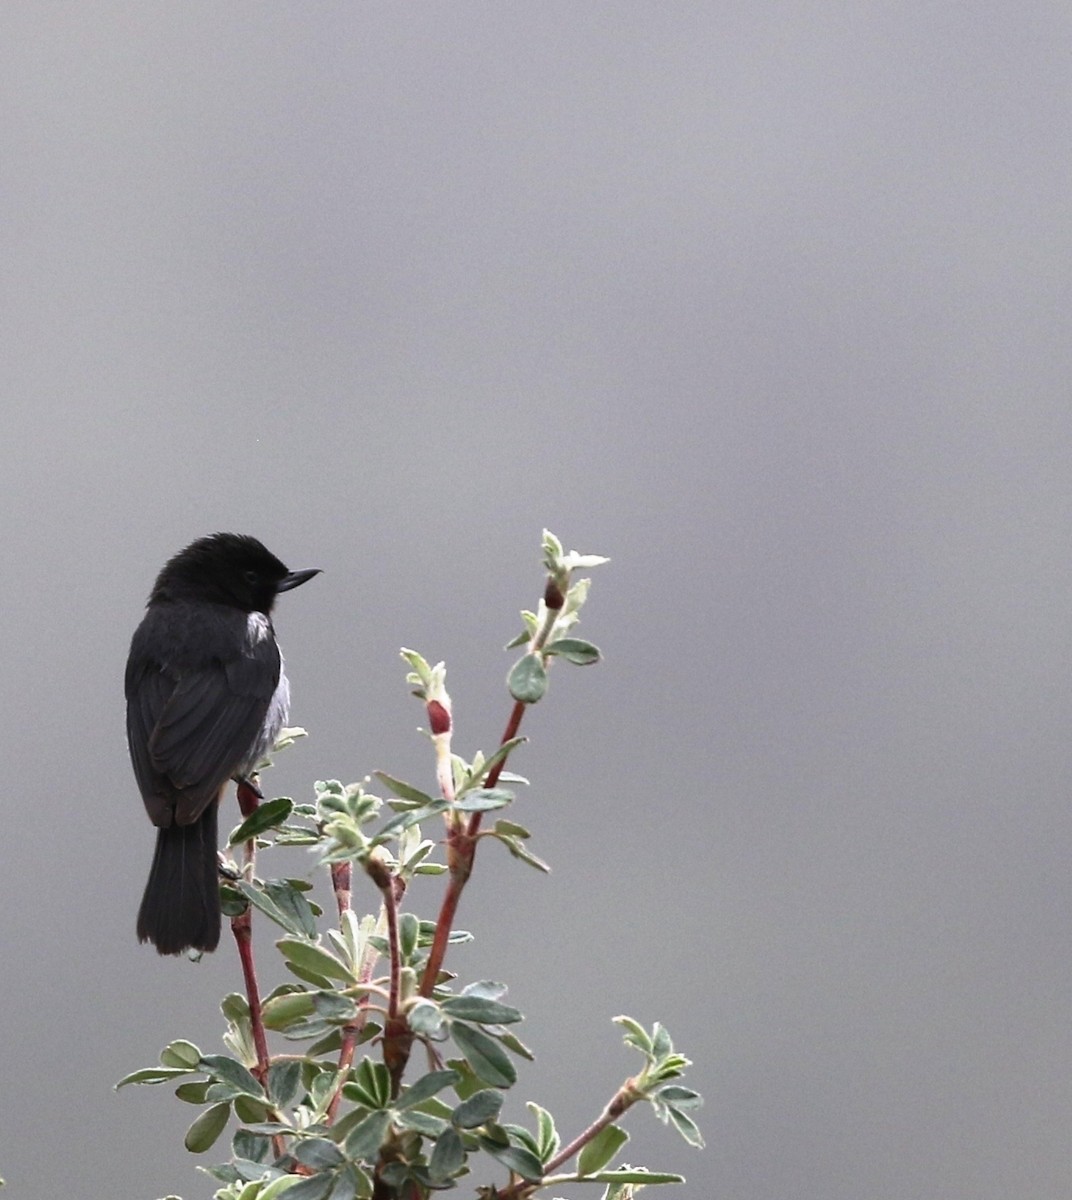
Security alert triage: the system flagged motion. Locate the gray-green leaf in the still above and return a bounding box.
[428,1126,466,1181]
[343,1109,392,1161]
[184,1102,231,1153]
[228,797,294,845]
[452,1088,503,1129]
[277,938,355,983]
[450,1022,517,1087]
[577,1124,628,1175]
[544,637,601,665]
[508,654,548,703]
[442,995,522,1025]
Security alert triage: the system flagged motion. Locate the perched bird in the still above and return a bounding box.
[125,533,319,955]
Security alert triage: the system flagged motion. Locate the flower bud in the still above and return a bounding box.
[427,698,451,735]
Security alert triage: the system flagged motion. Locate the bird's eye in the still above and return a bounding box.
[243,569,259,585]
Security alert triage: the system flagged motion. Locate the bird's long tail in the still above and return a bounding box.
[136,804,221,955]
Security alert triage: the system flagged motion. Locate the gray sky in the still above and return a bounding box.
[3,4,1071,1197]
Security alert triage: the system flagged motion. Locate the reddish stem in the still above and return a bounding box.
[231,777,272,1079]
[331,860,352,917]
[229,777,287,1157]
[498,1083,637,1199]
[483,698,527,792]
[419,698,527,998]
[230,910,271,1077]
[375,872,413,1094]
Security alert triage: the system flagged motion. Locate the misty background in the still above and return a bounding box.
[3,4,1071,1197]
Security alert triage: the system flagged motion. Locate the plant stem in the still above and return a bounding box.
[327,870,388,1122]
[543,1083,635,1173]
[231,777,273,1080]
[498,1082,638,1200]
[230,909,271,1076]
[417,698,528,1000]
[331,859,352,917]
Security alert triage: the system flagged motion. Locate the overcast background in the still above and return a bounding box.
[3,4,1071,1198]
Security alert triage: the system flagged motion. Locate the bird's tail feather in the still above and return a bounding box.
[137,804,221,954]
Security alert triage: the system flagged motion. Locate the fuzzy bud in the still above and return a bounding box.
[544,576,566,611]
[427,698,451,735]
[364,847,394,890]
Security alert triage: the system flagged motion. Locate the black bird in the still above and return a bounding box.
[126,533,319,955]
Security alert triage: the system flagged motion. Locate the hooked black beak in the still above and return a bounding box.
[277,568,321,592]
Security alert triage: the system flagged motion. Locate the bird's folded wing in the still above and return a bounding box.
[128,637,280,825]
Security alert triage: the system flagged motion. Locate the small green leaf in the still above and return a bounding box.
[493,832,551,872]
[581,1169,685,1184]
[260,1176,312,1200]
[508,653,548,703]
[478,1134,544,1182]
[273,1174,336,1200]
[221,992,251,1023]
[175,1080,212,1104]
[115,1066,192,1088]
[306,1067,341,1115]
[494,1029,535,1060]
[232,1127,271,1164]
[561,550,609,570]
[657,1084,703,1109]
[395,1108,449,1137]
[233,881,302,936]
[500,1121,543,1161]
[282,961,336,989]
[311,991,358,1024]
[184,1101,231,1152]
[232,1096,269,1125]
[614,1015,653,1056]
[161,1039,202,1069]
[452,1088,503,1128]
[527,1102,560,1162]
[261,990,317,1031]
[373,772,435,806]
[277,939,355,983]
[326,1165,363,1200]
[456,738,527,793]
[396,1069,458,1110]
[267,1060,303,1109]
[665,1106,705,1148]
[542,528,564,559]
[453,787,514,813]
[428,1126,466,1181]
[544,637,601,665]
[442,995,523,1025]
[376,799,451,838]
[450,1022,517,1087]
[407,999,445,1037]
[198,1055,265,1099]
[345,1058,391,1110]
[398,912,420,961]
[577,1124,628,1175]
[306,1027,346,1056]
[460,980,509,1001]
[293,1138,345,1170]
[263,879,319,938]
[242,1118,296,1134]
[491,818,531,838]
[228,797,294,845]
[399,647,433,687]
[343,1109,392,1161]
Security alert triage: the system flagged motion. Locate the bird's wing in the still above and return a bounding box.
[126,621,281,826]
